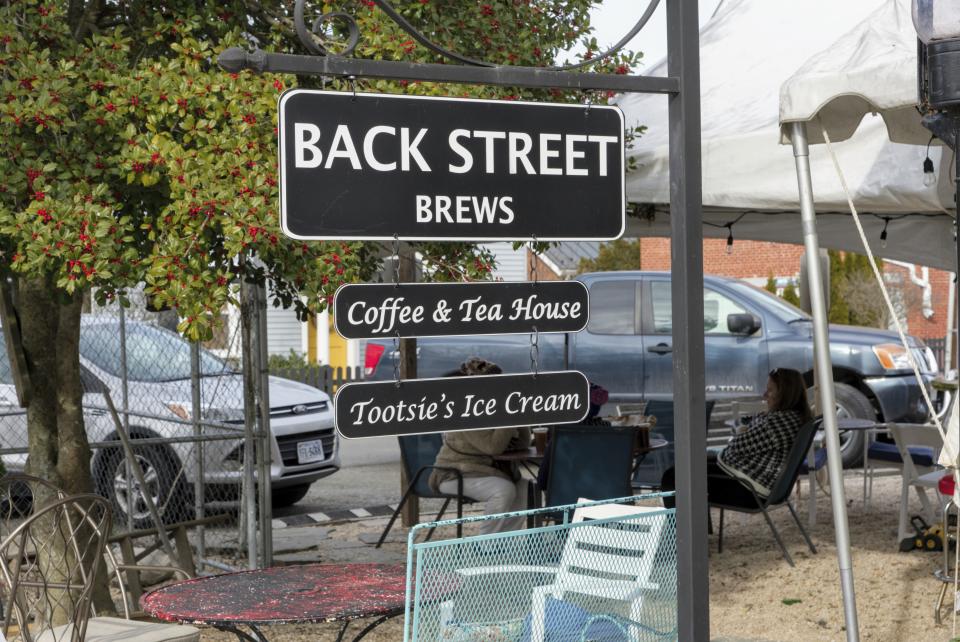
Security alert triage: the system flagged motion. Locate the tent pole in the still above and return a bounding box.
[790,121,861,642]
[946,277,955,373]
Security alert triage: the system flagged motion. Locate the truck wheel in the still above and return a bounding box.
[808,383,875,469]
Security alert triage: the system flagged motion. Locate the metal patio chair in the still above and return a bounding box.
[633,399,716,490]
[376,434,475,547]
[709,417,822,566]
[0,477,199,641]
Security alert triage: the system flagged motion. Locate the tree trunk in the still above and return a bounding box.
[56,294,93,495]
[15,278,116,616]
[18,278,62,489]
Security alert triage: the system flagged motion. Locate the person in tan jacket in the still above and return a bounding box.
[429,357,531,534]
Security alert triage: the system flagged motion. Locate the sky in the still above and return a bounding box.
[564,0,724,70]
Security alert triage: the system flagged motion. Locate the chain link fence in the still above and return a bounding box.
[0,284,341,576]
[83,297,248,567]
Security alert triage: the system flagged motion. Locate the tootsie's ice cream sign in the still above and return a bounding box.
[278,90,625,241]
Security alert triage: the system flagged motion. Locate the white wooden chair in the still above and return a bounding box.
[527,499,668,642]
[434,499,672,641]
[885,423,945,542]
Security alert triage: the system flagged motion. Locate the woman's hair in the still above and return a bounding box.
[769,368,812,423]
[458,357,502,376]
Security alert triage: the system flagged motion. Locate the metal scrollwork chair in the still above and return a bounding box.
[0,476,199,641]
[0,493,113,641]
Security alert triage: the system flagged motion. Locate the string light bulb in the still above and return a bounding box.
[879,217,890,249]
[725,225,734,255]
[922,157,936,187]
[923,135,936,187]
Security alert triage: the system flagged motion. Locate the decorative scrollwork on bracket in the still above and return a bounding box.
[293,0,661,70]
[294,0,360,57]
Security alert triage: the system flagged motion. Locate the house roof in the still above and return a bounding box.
[542,242,600,276]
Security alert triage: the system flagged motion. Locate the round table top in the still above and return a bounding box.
[835,418,879,431]
[493,447,544,462]
[142,563,413,627]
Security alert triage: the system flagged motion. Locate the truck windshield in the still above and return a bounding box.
[725,281,811,321]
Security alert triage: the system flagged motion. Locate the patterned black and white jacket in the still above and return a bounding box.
[716,409,804,497]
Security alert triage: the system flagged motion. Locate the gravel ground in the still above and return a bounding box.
[190,474,959,641]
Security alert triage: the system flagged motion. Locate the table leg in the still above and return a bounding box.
[216,624,269,642]
[862,428,869,510]
[806,444,817,531]
[335,613,402,642]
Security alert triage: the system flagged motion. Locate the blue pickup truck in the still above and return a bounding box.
[364,271,939,467]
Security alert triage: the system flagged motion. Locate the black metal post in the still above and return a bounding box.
[667,0,707,640]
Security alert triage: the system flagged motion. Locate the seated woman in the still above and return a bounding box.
[661,368,812,507]
[428,357,530,534]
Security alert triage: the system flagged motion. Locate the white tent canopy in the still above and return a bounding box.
[619,0,957,271]
[779,0,928,145]
[779,0,959,470]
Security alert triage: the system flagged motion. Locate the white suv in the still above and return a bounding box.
[0,318,339,528]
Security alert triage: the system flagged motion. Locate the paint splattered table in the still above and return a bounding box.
[142,562,415,642]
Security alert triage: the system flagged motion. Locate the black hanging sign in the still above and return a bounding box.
[333,281,589,339]
[334,371,589,439]
[278,90,625,241]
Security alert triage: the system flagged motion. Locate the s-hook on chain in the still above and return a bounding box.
[392,235,401,386]
[529,236,539,376]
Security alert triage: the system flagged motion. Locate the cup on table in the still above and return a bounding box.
[733,415,752,435]
[533,428,548,455]
[636,425,651,449]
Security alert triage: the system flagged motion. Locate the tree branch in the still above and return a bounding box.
[73,0,105,41]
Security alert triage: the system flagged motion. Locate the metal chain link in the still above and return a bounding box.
[392,235,402,386]
[529,326,539,376]
[530,237,540,376]
[530,237,538,284]
[392,235,400,287]
[393,334,401,387]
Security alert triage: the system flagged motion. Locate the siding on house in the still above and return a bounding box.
[266,305,306,357]
[482,243,528,281]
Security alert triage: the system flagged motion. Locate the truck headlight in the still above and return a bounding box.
[872,343,912,370]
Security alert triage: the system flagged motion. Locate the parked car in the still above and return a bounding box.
[365,271,939,470]
[0,318,339,528]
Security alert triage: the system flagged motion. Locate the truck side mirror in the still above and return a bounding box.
[727,313,761,336]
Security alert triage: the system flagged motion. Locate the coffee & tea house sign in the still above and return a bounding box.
[278,89,625,241]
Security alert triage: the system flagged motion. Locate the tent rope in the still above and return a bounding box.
[820,122,959,634]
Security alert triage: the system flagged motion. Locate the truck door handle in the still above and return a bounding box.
[647,344,673,355]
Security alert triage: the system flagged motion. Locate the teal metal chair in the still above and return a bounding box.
[633,400,716,489]
[543,424,636,510]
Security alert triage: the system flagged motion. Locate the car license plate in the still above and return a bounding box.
[297,439,325,464]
